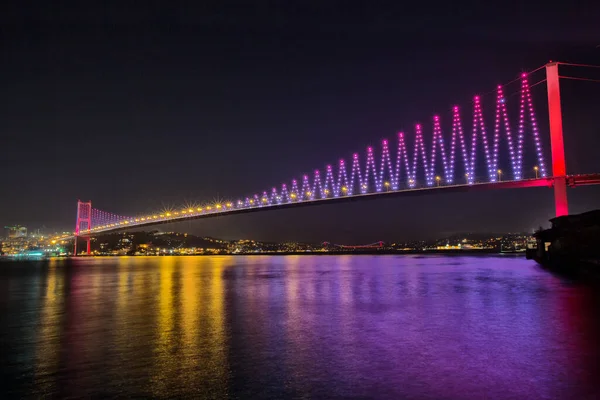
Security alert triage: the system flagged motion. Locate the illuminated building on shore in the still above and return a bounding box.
[5,225,27,238]
[1,226,68,256]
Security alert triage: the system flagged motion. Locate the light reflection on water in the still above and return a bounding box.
[0,255,598,399]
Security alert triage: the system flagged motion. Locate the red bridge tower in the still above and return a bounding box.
[546,62,568,217]
[74,200,92,255]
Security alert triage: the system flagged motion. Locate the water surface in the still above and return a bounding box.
[1,255,598,399]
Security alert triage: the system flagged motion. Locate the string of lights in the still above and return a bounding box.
[86,73,549,234]
[90,209,131,229]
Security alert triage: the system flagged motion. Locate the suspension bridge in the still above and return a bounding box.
[322,242,385,250]
[67,62,600,254]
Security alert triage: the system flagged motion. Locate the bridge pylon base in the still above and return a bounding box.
[554,176,568,218]
[74,236,91,256]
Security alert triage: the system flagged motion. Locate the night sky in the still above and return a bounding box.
[2,2,600,243]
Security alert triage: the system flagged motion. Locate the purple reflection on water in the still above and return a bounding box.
[0,255,598,399]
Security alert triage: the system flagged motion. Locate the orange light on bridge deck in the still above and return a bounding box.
[174,211,179,215]
[124,220,129,224]
[152,215,157,219]
[534,165,539,179]
[166,212,171,216]
[306,191,312,197]
[188,208,193,213]
[290,193,296,199]
[324,189,330,195]
[141,218,146,221]
[216,204,222,209]
[250,198,256,203]
[197,207,202,211]
[436,176,441,186]
[226,202,232,207]
[135,218,139,222]
[206,206,212,210]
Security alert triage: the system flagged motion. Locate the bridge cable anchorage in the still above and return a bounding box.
[81,70,567,234]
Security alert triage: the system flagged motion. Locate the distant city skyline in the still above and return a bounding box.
[1,227,535,257]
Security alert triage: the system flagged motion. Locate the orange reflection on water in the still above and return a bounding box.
[113,257,136,362]
[150,256,177,396]
[181,257,199,360]
[200,256,229,388]
[34,259,63,394]
[207,256,227,341]
[150,256,230,397]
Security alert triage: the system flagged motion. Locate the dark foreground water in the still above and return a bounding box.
[0,255,599,399]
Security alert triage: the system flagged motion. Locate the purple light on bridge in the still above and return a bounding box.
[431,115,449,185]
[473,95,493,181]
[493,85,517,179]
[83,73,555,234]
[412,123,429,186]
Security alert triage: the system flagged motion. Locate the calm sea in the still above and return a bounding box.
[0,255,598,399]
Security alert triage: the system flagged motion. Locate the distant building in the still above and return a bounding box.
[533,210,600,265]
[5,225,27,239]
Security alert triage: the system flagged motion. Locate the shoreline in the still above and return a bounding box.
[52,249,524,258]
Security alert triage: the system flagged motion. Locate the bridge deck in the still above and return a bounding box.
[74,177,560,237]
[57,173,600,241]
